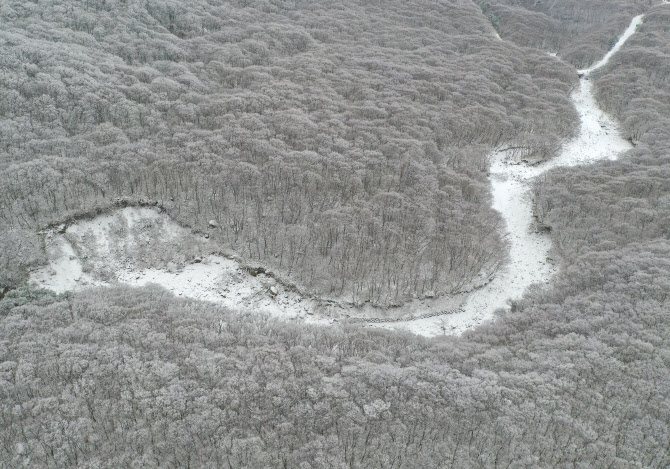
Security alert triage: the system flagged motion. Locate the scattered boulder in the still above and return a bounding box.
[208,219,218,228]
[536,222,552,233]
[247,266,266,277]
[204,233,210,239]
[269,285,278,296]
[56,224,67,234]
[194,257,203,263]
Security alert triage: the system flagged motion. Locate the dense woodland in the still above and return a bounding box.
[2,1,670,468]
[0,0,581,305]
[534,5,670,266]
[1,252,669,468]
[477,0,654,67]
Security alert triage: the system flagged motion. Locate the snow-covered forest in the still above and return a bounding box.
[0,0,582,305]
[476,0,651,67]
[2,0,670,467]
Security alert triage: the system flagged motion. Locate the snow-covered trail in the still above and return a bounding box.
[379,15,643,336]
[579,15,644,76]
[30,15,644,337]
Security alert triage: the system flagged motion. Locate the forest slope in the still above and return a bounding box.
[534,5,670,265]
[2,4,670,468]
[476,0,653,67]
[0,0,578,306]
[1,278,668,468]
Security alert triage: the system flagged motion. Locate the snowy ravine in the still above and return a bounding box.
[379,15,644,336]
[30,15,643,337]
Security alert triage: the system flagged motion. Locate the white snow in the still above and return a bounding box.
[29,235,102,292]
[377,15,641,336]
[30,206,467,326]
[116,256,328,325]
[578,16,644,76]
[30,15,644,337]
[31,207,331,325]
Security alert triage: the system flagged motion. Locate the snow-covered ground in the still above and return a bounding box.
[30,235,102,293]
[30,15,642,337]
[377,15,641,335]
[31,207,331,325]
[578,15,644,76]
[30,206,466,325]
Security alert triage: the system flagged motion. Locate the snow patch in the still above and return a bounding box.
[31,207,329,325]
[30,206,467,327]
[29,235,102,292]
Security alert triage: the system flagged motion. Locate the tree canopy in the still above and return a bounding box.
[0,0,579,305]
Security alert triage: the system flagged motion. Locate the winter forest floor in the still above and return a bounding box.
[29,16,642,336]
